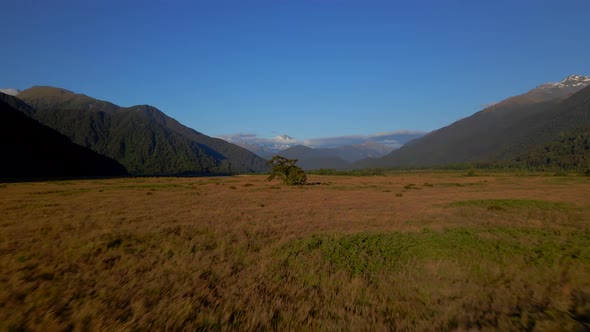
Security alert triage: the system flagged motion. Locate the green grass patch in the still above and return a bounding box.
[449,199,571,210]
[276,227,590,280]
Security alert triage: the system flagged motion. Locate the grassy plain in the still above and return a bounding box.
[1,172,589,331]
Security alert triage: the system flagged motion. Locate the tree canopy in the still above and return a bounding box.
[267,155,307,185]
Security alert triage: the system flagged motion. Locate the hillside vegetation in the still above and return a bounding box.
[507,127,590,173]
[16,87,268,175]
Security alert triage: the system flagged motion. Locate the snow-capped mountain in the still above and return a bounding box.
[219,133,301,158]
[497,74,590,106]
[0,88,21,96]
[537,74,590,90]
[273,134,296,142]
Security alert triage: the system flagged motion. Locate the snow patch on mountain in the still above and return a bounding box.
[537,74,590,89]
[273,134,297,143]
[0,88,21,96]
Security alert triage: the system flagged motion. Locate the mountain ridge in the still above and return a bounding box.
[15,86,268,175]
[355,75,590,169]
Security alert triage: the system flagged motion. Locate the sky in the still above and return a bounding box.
[1,0,589,142]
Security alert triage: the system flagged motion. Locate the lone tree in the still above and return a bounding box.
[267,155,307,185]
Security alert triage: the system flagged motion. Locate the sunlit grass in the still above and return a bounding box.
[1,173,589,330]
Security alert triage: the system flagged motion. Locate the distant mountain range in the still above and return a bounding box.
[220,131,425,169]
[6,86,268,176]
[355,74,590,169]
[220,134,299,159]
[0,93,127,178]
[275,142,398,170]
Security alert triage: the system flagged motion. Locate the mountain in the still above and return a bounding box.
[0,93,127,178]
[17,86,119,113]
[16,86,268,175]
[356,75,590,168]
[523,75,590,103]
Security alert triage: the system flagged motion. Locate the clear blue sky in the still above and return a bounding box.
[1,0,588,140]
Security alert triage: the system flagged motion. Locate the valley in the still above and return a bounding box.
[2,2,590,331]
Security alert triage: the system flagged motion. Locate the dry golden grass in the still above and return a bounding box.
[0,172,589,330]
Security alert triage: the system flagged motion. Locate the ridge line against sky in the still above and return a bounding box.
[1,0,589,140]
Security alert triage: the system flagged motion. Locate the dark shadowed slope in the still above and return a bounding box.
[0,90,35,117]
[0,93,127,178]
[17,86,268,175]
[357,75,590,168]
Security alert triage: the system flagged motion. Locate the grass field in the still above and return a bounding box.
[1,172,589,331]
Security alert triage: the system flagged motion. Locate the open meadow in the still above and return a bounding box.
[1,172,589,331]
